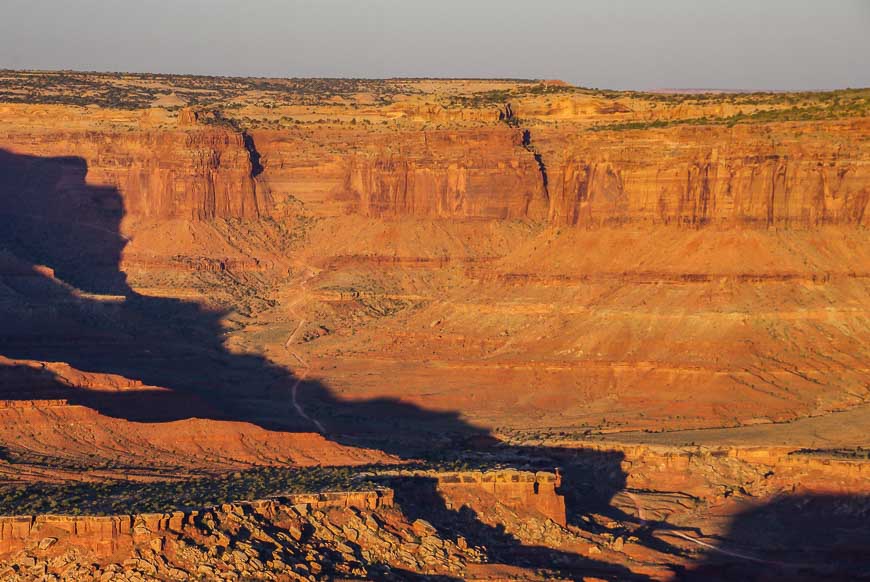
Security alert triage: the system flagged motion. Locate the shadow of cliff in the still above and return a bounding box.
[7,148,864,579]
[390,476,647,581]
[13,148,864,579]
[0,149,489,440]
[0,147,652,578]
[680,493,870,581]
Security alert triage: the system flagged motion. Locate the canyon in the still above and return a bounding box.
[0,72,868,579]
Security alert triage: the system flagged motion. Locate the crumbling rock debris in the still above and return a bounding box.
[0,472,584,581]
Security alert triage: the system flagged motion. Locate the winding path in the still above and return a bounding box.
[625,491,811,569]
[282,266,326,434]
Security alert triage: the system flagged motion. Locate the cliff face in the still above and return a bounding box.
[249,127,549,220]
[2,109,866,229]
[344,129,548,220]
[0,126,264,222]
[579,443,870,502]
[545,122,870,228]
[0,472,570,580]
[118,129,265,220]
[0,490,394,556]
[434,470,566,526]
[251,120,869,228]
[1,98,869,469]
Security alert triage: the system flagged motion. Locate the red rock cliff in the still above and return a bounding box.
[251,119,869,228]
[0,126,265,221]
[343,129,548,220]
[544,121,869,228]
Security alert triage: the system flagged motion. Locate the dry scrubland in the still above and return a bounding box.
[0,71,868,580]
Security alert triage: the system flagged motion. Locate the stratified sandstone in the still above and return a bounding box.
[0,490,394,556]
[1,86,869,459]
[342,129,549,220]
[0,72,868,582]
[0,473,598,581]
[253,120,869,227]
[1,122,264,222]
[434,470,566,526]
[6,107,864,230]
[544,121,869,228]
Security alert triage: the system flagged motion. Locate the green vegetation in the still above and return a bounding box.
[4,70,863,130]
[0,70,161,109]
[0,455,505,516]
[448,89,516,109]
[592,87,869,106]
[590,91,870,132]
[444,81,578,109]
[0,465,381,516]
[0,70,422,110]
[790,447,870,461]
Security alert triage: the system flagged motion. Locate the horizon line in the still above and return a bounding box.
[2,67,867,95]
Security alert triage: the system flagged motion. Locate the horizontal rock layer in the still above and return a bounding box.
[0,470,564,556]
[0,489,393,556]
[256,120,869,228]
[0,127,264,221]
[2,118,867,229]
[545,121,870,228]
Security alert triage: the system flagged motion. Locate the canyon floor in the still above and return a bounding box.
[0,72,868,580]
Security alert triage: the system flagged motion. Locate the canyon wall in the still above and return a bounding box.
[435,470,566,526]
[0,489,394,556]
[2,104,866,230]
[254,119,869,228]
[343,130,548,220]
[382,469,567,526]
[0,470,566,558]
[0,124,265,222]
[545,121,870,228]
[251,127,549,220]
[576,443,870,500]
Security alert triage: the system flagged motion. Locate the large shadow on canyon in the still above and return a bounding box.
[0,149,632,467]
[6,149,864,579]
[0,148,485,438]
[680,493,870,581]
[0,148,652,578]
[390,475,650,581]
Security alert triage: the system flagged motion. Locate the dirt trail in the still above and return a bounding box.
[626,491,811,569]
[283,266,326,434]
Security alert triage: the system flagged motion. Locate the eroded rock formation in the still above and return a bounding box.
[545,122,870,228]
[1,125,265,222]
[0,472,583,581]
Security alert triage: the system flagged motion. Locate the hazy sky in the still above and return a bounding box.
[2,0,867,90]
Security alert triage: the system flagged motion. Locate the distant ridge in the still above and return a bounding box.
[648,88,788,94]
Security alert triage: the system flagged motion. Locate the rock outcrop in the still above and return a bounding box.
[545,121,869,228]
[1,75,869,580]
[1,125,265,222]
[251,119,869,228]
[434,470,566,526]
[2,106,866,229]
[0,490,393,556]
[0,472,582,581]
[339,128,549,220]
[575,443,870,501]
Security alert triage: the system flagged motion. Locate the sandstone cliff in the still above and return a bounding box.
[0,472,581,581]
[342,129,549,220]
[2,105,866,230]
[545,121,870,228]
[0,123,265,222]
[250,120,869,228]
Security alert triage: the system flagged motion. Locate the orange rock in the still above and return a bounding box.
[436,470,567,526]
